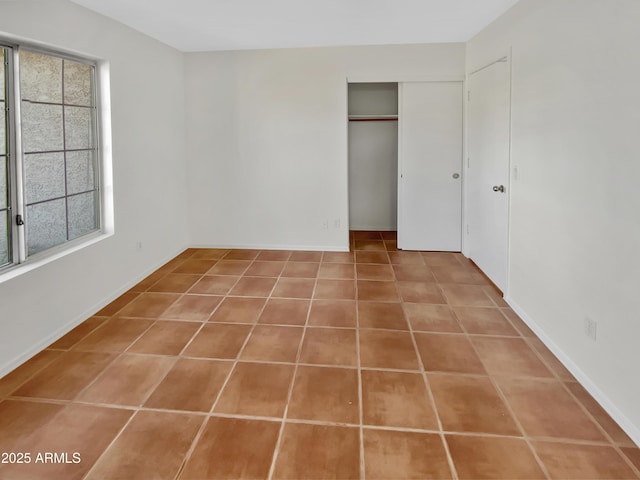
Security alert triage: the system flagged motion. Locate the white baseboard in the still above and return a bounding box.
[190,243,350,252]
[0,246,188,379]
[505,296,640,448]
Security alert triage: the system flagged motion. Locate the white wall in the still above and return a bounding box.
[184,44,465,250]
[348,121,398,231]
[0,0,189,374]
[467,0,640,440]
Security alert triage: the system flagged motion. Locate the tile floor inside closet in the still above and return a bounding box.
[0,231,639,479]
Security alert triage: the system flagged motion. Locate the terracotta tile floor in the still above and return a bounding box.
[0,230,639,479]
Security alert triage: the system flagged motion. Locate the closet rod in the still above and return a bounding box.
[349,118,398,122]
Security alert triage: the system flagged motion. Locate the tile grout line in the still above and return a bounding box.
[65,318,159,404]
[355,270,366,480]
[100,253,220,360]
[134,356,503,377]
[171,258,251,359]
[48,347,608,380]
[498,310,640,468]
[266,254,319,480]
[463,324,553,480]
[171,410,210,478]
[124,257,249,480]
[48,316,110,349]
[7,391,629,449]
[130,252,193,296]
[77,348,184,478]
[400,291,460,480]
[80,254,220,480]
[358,236,402,478]
[174,251,270,480]
[80,408,142,480]
[445,276,552,478]
[76,316,538,338]
[393,246,461,480]
[164,252,250,478]
[105,290,145,315]
[0,351,74,401]
[555,376,640,477]
[4,396,75,407]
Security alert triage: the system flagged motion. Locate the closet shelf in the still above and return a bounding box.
[348,114,398,122]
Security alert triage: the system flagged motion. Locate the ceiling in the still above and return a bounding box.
[70,0,520,52]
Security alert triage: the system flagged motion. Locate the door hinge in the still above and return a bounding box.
[16,214,24,226]
[467,91,471,101]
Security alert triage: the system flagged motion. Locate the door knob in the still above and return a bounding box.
[492,185,505,193]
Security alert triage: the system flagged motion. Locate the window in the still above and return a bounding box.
[1,43,103,272]
[1,48,8,265]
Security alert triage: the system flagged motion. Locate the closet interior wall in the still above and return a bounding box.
[348,83,399,231]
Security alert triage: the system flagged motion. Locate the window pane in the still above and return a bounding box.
[66,150,95,195]
[64,60,93,106]
[1,48,5,101]
[0,100,5,154]
[21,102,64,152]
[64,106,93,150]
[0,155,7,210]
[26,198,66,255]
[1,48,4,154]
[0,50,8,266]
[24,152,65,204]
[0,209,8,266]
[67,191,97,240]
[20,51,62,103]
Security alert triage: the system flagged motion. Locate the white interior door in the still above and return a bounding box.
[398,81,463,251]
[467,58,511,291]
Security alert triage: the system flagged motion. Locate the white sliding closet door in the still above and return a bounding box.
[467,59,511,291]
[398,81,463,251]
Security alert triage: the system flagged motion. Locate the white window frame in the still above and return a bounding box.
[0,37,113,284]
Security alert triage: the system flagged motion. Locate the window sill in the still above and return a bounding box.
[0,231,113,285]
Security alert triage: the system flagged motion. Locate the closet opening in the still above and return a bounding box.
[347,83,399,234]
[347,80,463,252]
